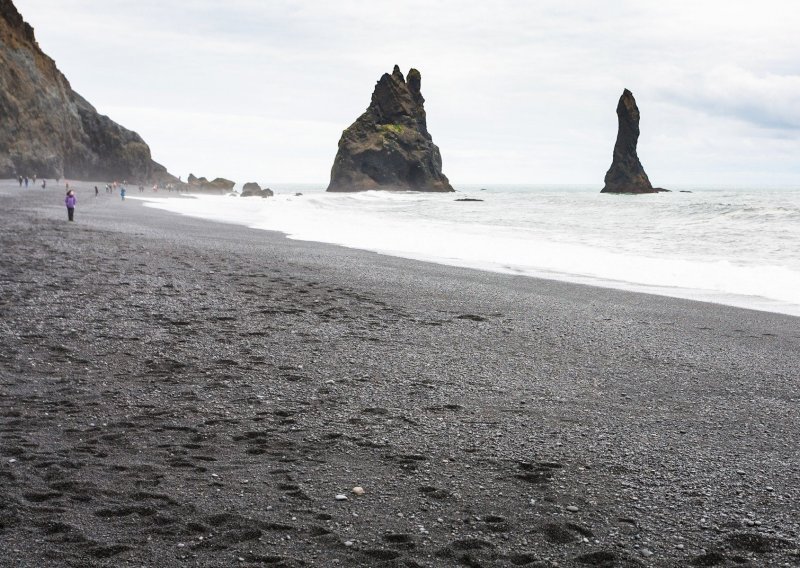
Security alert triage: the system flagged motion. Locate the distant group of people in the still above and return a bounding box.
[59,179,133,222]
[16,174,46,189]
[135,182,178,193]
[13,176,184,222]
[100,181,129,200]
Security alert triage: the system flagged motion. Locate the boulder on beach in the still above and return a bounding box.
[241,182,274,198]
[327,65,453,193]
[0,0,174,182]
[601,89,668,194]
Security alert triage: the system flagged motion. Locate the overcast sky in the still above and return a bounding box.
[14,0,800,186]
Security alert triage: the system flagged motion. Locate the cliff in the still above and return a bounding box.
[327,65,453,192]
[601,89,667,194]
[0,0,173,181]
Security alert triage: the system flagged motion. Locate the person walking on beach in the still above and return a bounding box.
[17,175,22,187]
[41,179,46,190]
[65,189,77,221]
[24,176,28,188]
[120,186,126,201]
[94,186,99,197]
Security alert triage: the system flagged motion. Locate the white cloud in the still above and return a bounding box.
[652,66,800,130]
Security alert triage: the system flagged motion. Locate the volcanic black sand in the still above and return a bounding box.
[1,181,798,567]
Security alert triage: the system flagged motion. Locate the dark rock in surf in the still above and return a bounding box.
[601,89,668,194]
[241,182,273,198]
[185,174,235,194]
[327,65,453,193]
[0,0,174,182]
[455,198,483,202]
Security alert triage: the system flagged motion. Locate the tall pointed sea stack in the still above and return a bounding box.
[0,0,172,181]
[601,89,667,194]
[327,65,453,192]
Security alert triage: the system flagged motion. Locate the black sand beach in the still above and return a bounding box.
[1,181,798,567]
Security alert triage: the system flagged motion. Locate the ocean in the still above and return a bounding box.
[138,185,800,317]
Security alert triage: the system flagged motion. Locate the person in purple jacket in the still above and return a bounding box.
[65,189,77,221]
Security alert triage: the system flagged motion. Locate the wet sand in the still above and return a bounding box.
[1,180,799,567]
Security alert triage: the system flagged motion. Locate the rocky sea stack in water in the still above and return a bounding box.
[185,174,235,193]
[601,89,668,194]
[327,65,453,192]
[0,0,172,181]
[240,182,273,198]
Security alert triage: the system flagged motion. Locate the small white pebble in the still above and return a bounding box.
[566,505,579,512]
[352,486,365,496]
[335,494,348,501]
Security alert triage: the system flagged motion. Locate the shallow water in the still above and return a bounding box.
[139,184,800,317]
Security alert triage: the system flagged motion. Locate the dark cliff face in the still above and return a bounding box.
[601,89,666,194]
[327,65,453,192]
[0,0,172,181]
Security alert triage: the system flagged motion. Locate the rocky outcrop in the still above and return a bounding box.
[601,89,668,194]
[0,0,173,181]
[241,182,273,198]
[185,174,235,193]
[327,65,453,192]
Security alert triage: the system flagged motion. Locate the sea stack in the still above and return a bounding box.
[185,174,236,193]
[601,89,667,194]
[0,0,173,181]
[327,65,453,192]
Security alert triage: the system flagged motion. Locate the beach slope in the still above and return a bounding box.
[1,183,798,567]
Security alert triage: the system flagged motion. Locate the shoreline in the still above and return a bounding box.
[7,178,800,323]
[135,187,800,319]
[1,181,799,567]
